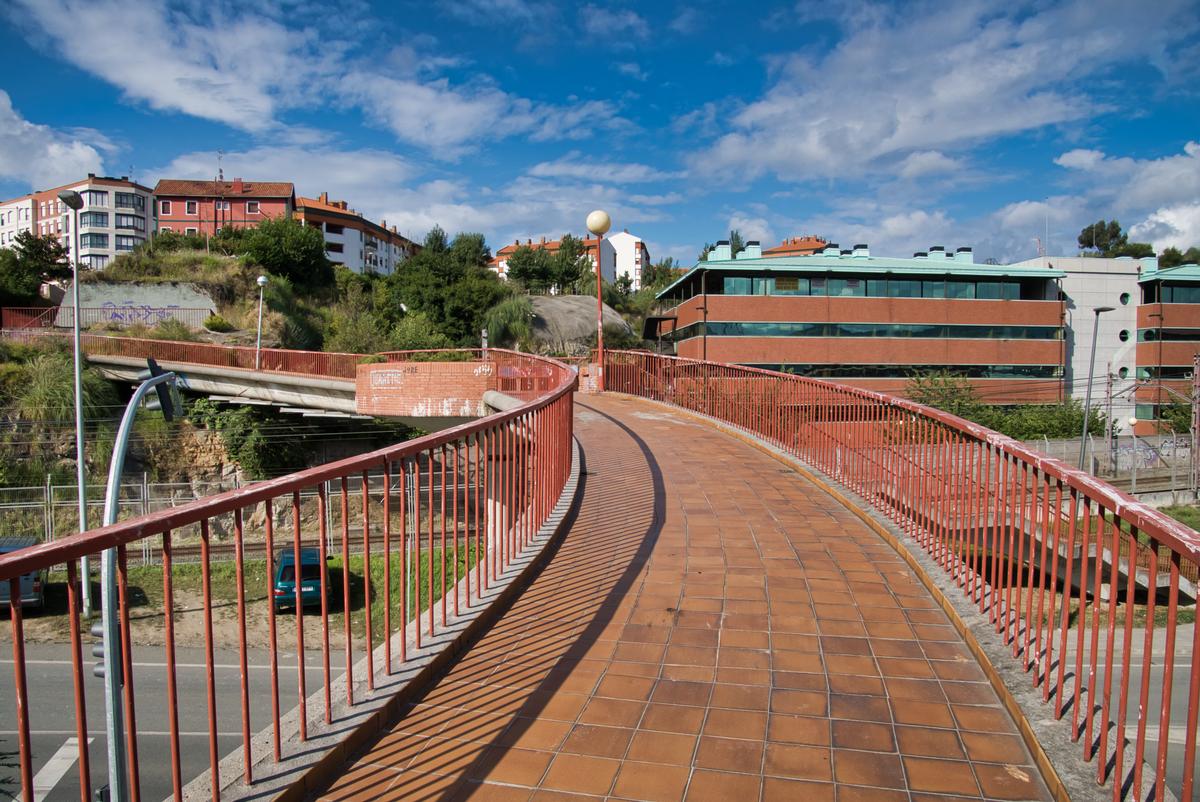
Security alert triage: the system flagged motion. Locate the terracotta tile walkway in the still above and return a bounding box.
[321,395,1052,801]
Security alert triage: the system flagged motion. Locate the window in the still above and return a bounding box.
[1118,330,1130,342]
[1119,292,1131,305]
[326,242,344,253]
[160,226,173,233]
[115,214,145,231]
[1118,367,1129,379]
[723,276,752,294]
[160,200,172,215]
[215,200,230,211]
[79,233,108,248]
[82,190,108,207]
[185,227,198,235]
[887,280,921,298]
[247,201,260,214]
[115,235,140,251]
[326,223,344,235]
[115,193,144,211]
[186,201,197,215]
[947,281,976,299]
[828,278,865,297]
[79,211,108,228]
[82,254,108,269]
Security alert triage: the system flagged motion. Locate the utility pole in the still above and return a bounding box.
[1192,354,1199,499]
[1106,369,1113,471]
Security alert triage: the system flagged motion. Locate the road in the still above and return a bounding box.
[0,643,340,801]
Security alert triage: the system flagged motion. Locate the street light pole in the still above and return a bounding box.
[1078,306,1115,471]
[586,210,611,391]
[255,275,268,371]
[58,189,91,618]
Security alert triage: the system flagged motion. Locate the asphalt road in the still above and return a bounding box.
[0,643,340,801]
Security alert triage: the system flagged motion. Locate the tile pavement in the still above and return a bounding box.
[320,395,1051,801]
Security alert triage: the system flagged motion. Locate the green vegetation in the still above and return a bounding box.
[1159,246,1200,268]
[505,234,590,294]
[906,370,1107,440]
[481,295,535,349]
[203,313,234,332]
[0,231,71,305]
[1077,219,1154,259]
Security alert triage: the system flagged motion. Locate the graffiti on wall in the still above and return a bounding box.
[96,301,183,324]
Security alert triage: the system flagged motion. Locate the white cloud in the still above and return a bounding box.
[0,91,107,190]
[897,151,965,179]
[669,8,702,35]
[728,214,773,245]
[12,0,631,158]
[1130,204,1200,252]
[690,0,1198,182]
[528,152,681,183]
[580,5,649,39]
[1054,148,1106,171]
[13,0,327,132]
[615,62,648,81]
[438,0,554,22]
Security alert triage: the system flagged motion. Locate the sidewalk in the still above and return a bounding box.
[320,394,1051,801]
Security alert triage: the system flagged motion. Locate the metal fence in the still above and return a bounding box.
[606,350,1200,802]
[2,306,215,331]
[0,344,577,802]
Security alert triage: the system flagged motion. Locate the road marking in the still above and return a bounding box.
[1,729,245,738]
[1126,724,1191,745]
[33,737,91,802]
[0,659,328,670]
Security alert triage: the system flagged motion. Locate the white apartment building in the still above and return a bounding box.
[294,193,418,275]
[0,174,154,270]
[605,229,651,290]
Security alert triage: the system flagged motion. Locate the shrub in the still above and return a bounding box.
[204,313,235,332]
[149,319,198,341]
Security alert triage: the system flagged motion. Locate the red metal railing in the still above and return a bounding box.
[0,342,576,802]
[606,351,1200,801]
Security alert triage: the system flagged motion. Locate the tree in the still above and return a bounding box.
[729,229,746,258]
[641,257,682,292]
[243,217,333,287]
[506,245,553,292]
[1159,246,1200,268]
[550,234,589,293]
[377,228,510,346]
[906,370,985,419]
[0,231,71,304]
[391,311,454,350]
[1077,219,1153,259]
[481,295,535,348]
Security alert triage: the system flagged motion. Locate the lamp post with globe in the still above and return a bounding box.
[255,275,269,370]
[586,210,611,391]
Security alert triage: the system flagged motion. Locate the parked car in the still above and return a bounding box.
[272,548,327,611]
[0,537,46,611]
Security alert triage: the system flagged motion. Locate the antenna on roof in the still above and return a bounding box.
[1034,236,1045,257]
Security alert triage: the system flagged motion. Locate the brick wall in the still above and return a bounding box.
[355,361,497,417]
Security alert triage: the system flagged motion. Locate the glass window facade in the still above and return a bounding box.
[744,364,1062,379]
[714,273,1025,299]
[671,321,1061,341]
[79,233,108,248]
[79,212,108,228]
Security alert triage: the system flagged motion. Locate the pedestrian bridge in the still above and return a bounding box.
[1,341,1198,802]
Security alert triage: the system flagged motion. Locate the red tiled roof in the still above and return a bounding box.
[154,179,295,198]
[492,236,600,263]
[762,236,828,256]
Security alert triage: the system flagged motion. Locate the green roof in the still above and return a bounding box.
[656,254,1065,300]
[1138,263,1200,284]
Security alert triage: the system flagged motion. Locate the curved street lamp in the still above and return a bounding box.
[586,209,611,391]
[255,275,269,370]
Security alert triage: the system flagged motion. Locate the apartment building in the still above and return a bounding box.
[606,230,651,290]
[1135,262,1200,432]
[294,193,418,275]
[1,174,154,269]
[154,177,294,235]
[655,242,1067,404]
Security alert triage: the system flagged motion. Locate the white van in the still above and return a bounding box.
[0,537,46,610]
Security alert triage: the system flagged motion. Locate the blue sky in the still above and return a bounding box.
[1,0,1198,264]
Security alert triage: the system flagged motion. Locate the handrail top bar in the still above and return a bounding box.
[609,349,1200,563]
[0,340,576,581]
